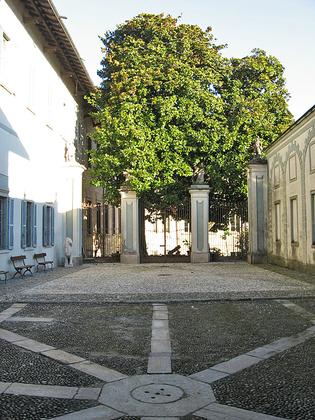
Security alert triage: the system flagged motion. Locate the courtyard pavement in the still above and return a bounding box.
[0,262,314,419]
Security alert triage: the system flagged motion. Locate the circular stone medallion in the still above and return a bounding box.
[131,383,184,404]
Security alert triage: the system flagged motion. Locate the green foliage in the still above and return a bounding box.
[88,14,292,207]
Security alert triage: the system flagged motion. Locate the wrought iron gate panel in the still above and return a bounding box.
[139,202,191,262]
[208,200,248,261]
[82,202,121,259]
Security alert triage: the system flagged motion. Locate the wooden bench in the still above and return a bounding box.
[10,256,34,278]
[0,271,8,283]
[33,253,54,272]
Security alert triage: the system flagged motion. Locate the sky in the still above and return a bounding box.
[53,0,315,120]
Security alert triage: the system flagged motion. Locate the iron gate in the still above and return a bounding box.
[208,200,248,261]
[139,202,191,262]
[82,202,121,260]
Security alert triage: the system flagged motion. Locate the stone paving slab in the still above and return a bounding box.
[74,387,101,400]
[210,354,262,374]
[141,417,180,420]
[14,338,55,353]
[41,349,86,365]
[151,339,171,353]
[190,369,229,384]
[0,304,27,322]
[147,356,172,374]
[70,360,127,382]
[195,403,285,419]
[0,328,25,342]
[52,404,124,419]
[5,383,78,399]
[0,381,11,393]
[6,316,55,322]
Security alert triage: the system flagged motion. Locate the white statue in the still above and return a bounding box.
[64,237,73,267]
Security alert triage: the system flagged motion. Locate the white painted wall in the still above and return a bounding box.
[0,1,85,273]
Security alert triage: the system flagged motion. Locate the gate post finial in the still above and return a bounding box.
[189,184,210,263]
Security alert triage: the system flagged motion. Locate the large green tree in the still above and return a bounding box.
[88,14,292,208]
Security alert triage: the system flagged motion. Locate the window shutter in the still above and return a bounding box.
[7,198,14,249]
[21,200,26,248]
[51,207,55,246]
[43,205,47,246]
[32,203,37,248]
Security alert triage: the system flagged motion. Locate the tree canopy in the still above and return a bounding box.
[88,14,292,208]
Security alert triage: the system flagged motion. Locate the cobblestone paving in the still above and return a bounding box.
[0,395,98,419]
[169,301,310,375]
[293,298,315,314]
[0,339,103,387]
[2,303,151,376]
[1,262,313,303]
[0,263,314,419]
[212,338,315,419]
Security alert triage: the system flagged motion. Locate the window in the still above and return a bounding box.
[310,143,315,172]
[87,200,92,235]
[0,196,6,249]
[274,165,280,187]
[0,197,14,250]
[290,197,298,243]
[21,201,37,248]
[311,193,315,245]
[96,203,101,234]
[289,155,297,181]
[43,205,55,247]
[275,202,281,241]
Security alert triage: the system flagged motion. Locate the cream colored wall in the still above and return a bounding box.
[0,1,85,272]
[267,110,315,271]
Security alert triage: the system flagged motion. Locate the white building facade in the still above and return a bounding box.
[248,105,315,274]
[266,106,315,273]
[0,0,94,273]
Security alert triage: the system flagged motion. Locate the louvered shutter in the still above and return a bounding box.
[7,198,14,249]
[51,207,55,246]
[21,200,26,248]
[32,203,37,248]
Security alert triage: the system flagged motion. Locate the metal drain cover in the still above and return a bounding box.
[131,383,183,404]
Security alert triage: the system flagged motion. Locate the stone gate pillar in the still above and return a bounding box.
[120,189,140,264]
[247,159,268,263]
[189,185,210,263]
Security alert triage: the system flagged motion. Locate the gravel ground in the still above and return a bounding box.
[0,339,103,387]
[0,303,11,311]
[1,263,313,304]
[2,303,152,376]
[169,301,311,375]
[212,338,315,420]
[0,395,98,419]
[293,298,315,314]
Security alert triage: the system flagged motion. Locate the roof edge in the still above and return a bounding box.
[265,104,315,152]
